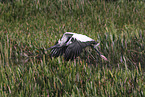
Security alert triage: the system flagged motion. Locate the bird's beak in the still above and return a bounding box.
[94,45,101,55]
[95,48,108,61]
[94,44,108,61]
[46,44,60,50]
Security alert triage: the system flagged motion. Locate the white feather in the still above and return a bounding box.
[65,32,94,42]
[73,33,94,42]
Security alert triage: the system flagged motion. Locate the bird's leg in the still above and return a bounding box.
[93,43,101,56]
[93,44,108,61]
[86,49,96,60]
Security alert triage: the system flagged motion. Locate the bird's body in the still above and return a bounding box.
[47,32,107,61]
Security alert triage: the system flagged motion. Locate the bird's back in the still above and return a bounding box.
[72,33,94,42]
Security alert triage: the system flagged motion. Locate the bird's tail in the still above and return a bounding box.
[93,43,108,61]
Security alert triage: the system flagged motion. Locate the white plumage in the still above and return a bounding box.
[71,32,94,42]
[47,32,107,61]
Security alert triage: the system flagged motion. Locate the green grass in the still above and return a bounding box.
[0,0,145,96]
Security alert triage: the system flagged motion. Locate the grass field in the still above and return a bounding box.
[0,0,145,96]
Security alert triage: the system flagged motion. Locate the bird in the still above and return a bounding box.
[46,32,108,61]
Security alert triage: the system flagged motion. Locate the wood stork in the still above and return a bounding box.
[47,32,107,61]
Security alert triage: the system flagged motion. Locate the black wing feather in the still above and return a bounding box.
[64,39,96,60]
[50,46,67,57]
[49,38,97,60]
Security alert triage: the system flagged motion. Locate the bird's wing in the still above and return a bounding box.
[50,46,67,57]
[64,39,96,60]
